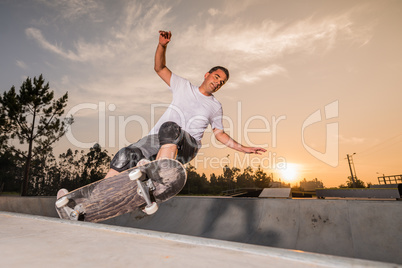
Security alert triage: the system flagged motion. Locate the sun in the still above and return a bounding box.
[278,163,300,183]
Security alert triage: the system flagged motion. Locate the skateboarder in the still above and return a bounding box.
[107,30,266,175]
[57,30,266,199]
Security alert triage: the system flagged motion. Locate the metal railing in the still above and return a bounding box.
[377,174,402,184]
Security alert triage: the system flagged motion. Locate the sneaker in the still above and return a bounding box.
[137,159,151,166]
[57,188,68,199]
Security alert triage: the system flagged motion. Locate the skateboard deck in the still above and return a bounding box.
[55,158,186,222]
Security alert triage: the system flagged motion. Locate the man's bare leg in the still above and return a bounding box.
[156,143,178,160]
[104,168,120,179]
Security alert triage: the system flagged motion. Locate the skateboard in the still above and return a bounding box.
[55,158,186,222]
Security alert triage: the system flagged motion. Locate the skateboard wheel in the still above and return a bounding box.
[55,196,69,208]
[144,202,158,215]
[129,169,142,181]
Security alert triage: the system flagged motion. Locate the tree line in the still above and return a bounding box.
[182,164,271,195]
[0,75,73,195]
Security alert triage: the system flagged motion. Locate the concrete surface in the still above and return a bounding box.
[0,196,401,265]
[103,197,402,264]
[0,212,397,268]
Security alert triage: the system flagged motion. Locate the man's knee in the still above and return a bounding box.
[110,147,145,172]
[158,121,182,146]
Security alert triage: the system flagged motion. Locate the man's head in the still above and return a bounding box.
[200,66,230,96]
[208,66,229,81]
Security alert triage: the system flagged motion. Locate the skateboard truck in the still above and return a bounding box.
[55,197,85,221]
[129,169,158,215]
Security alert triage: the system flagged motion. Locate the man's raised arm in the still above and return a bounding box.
[154,31,172,86]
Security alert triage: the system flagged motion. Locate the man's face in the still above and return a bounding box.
[204,69,228,94]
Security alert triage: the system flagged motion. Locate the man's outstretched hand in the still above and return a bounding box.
[159,30,172,47]
[242,147,267,155]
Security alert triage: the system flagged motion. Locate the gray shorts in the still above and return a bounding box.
[110,132,200,172]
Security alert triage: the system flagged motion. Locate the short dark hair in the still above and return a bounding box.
[208,66,229,81]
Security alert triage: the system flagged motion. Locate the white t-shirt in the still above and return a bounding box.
[150,73,224,142]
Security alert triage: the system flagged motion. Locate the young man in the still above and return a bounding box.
[103,30,266,179]
[56,30,265,198]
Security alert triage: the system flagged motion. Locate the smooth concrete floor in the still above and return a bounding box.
[0,212,397,268]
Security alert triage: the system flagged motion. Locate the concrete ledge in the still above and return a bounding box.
[259,188,292,198]
[0,196,58,217]
[1,196,401,264]
[316,188,401,199]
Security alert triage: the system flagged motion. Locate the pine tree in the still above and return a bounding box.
[0,75,73,195]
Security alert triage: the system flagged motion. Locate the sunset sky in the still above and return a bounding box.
[1,0,401,187]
